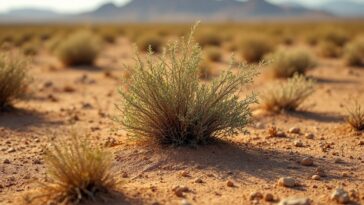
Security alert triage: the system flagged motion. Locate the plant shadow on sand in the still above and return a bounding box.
[287,110,344,123]
[0,107,63,130]
[114,138,356,190]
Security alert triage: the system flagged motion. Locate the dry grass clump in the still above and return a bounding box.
[0,53,28,110]
[259,75,315,112]
[55,30,101,66]
[317,41,342,58]
[240,36,274,63]
[31,134,117,204]
[136,34,163,53]
[196,31,222,47]
[345,99,364,131]
[268,50,317,78]
[205,47,222,62]
[117,26,258,146]
[344,38,364,67]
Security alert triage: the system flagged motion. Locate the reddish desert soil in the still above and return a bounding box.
[0,37,363,205]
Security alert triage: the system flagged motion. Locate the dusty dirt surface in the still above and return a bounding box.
[0,37,363,205]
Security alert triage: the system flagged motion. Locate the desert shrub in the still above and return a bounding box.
[259,75,315,112]
[55,30,101,66]
[136,34,163,53]
[205,47,222,62]
[34,133,117,204]
[240,36,274,63]
[321,29,349,47]
[281,34,294,46]
[268,50,317,78]
[196,31,222,47]
[345,99,364,131]
[305,33,319,46]
[117,26,258,146]
[0,53,28,109]
[344,38,364,67]
[317,41,342,58]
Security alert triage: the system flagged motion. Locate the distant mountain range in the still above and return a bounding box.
[0,0,363,23]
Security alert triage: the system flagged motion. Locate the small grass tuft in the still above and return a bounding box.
[0,52,29,110]
[259,75,315,112]
[268,49,317,78]
[55,30,101,66]
[345,99,364,131]
[117,25,258,146]
[31,133,118,204]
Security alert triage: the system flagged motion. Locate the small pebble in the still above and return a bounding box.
[278,177,296,188]
[265,193,274,202]
[301,157,314,166]
[7,148,15,153]
[3,159,10,164]
[289,127,300,134]
[180,199,191,205]
[331,188,350,204]
[194,178,203,183]
[226,180,235,187]
[279,197,311,205]
[311,175,320,180]
[250,191,263,200]
[305,133,314,139]
[294,140,304,147]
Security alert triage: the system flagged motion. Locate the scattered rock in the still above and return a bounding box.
[279,197,311,205]
[315,167,327,177]
[180,199,191,205]
[305,133,314,139]
[294,140,304,147]
[173,185,189,197]
[331,188,350,204]
[301,157,314,166]
[311,175,320,180]
[250,191,263,201]
[63,85,76,93]
[268,127,287,138]
[278,177,296,188]
[32,159,42,165]
[194,178,203,183]
[341,172,349,177]
[3,159,10,164]
[180,171,190,177]
[226,180,235,187]
[265,193,274,202]
[359,141,364,146]
[289,127,300,134]
[334,158,344,164]
[121,172,128,178]
[7,148,15,153]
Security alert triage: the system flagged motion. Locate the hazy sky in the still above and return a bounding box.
[0,0,362,13]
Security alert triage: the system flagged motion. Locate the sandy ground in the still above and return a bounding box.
[0,37,363,205]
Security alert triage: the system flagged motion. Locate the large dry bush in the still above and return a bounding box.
[260,75,315,112]
[240,36,274,63]
[0,53,28,109]
[31,133,118,204]
[268,49,317,78]
[117,26,258,146]
[55,30,101,66]
[345,99,364,131]
[344,38,364,67]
